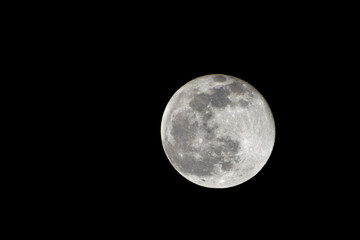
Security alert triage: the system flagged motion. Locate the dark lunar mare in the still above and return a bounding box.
[228,81,245,94]
[210,87,231,108]
[189,85,232,112]
[167,110,241,177]
[180,153,216,177]
[227,80,255,99]
[221,161,233,171]
[166,79,246,178]
[189,94,210,112]
[213,75,226,82]
[169,111,216,177]
[170,112,198,152]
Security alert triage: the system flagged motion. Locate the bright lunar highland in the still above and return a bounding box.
[161,74,275,188]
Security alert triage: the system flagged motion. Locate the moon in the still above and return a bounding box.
[161,74,275,188]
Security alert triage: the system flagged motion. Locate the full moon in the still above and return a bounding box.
[161,74,275,188]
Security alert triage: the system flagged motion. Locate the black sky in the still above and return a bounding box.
[31,3,356,235]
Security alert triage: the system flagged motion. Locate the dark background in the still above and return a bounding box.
[10,2,357,236]
[65,12,346,230]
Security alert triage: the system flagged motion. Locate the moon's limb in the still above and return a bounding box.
[161,74,275,188]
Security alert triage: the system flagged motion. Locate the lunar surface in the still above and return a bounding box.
[161,74,275,188]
